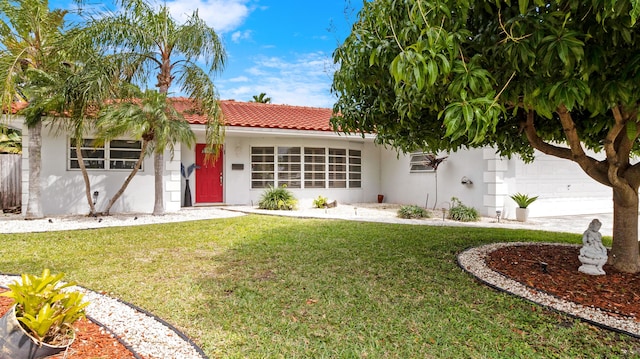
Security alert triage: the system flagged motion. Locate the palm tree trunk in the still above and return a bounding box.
[103,140,149,215]
[25,121,43,219]
[152,149,164,215]
[75,139,97,216]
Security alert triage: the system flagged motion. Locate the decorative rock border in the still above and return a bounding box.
[457,242,640,338]
[0,274,207,359]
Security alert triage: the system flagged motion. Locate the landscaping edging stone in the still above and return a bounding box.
[457,242,640,338]
[0,274,208,359]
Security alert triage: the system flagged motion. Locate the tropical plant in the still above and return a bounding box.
[448,197,479,222]
[251,92,272,103]
[0,269,89,345]
[312,195,328,208]
[331,0,640,272]
[258,185,297,210]
[84,0,226,215]
[0,127,21,154]
[397,205,430,219]
[96,89,195,215]
[0,0,73,219]
[510,193,539,209]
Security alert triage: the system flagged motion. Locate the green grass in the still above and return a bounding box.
[0,215,637,358]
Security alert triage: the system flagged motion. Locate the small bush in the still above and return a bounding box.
[448,197,479,222]
[510,192,538,208]
[397,205,430,219]
[258,185,297,210]
[312,195,329,208]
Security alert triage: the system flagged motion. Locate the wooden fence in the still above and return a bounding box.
[0,154,21,211]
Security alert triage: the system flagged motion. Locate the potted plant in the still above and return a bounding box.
[510,193,539,222]
[0,269,89,358]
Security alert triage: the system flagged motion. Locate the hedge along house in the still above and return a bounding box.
[10,99,611,219]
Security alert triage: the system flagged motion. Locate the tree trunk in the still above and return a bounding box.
[25,121,43,219]
[103,140,149,216]
[609,187,640,273]
[152,149,164,216]
[75,140,97,216]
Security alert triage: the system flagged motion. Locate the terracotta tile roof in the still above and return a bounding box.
[172,98,335,132]
[4,101,28,114]
[7,98,337,132]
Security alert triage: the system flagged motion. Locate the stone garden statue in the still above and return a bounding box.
[578,219,608,275]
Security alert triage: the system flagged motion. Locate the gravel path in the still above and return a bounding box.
[0,207,244,234]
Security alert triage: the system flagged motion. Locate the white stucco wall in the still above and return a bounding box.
[19,121,181,216]
[379,146,613,219]
[19,115,615,218]
[183,126,379,209]
[502,150,611,218]
[379,148,486,212]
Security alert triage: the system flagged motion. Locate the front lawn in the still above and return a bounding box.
[0,215,636,358]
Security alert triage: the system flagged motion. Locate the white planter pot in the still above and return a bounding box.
[515,207,529,222]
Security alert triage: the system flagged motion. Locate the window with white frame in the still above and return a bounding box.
[304,147,325,188]
[328,148,347,188]
[251,146,362,189]
[251,147,275,188]
[277,147,301,188]
[69,138,142,171]
[409,152,437,172]
[349,149,362,188]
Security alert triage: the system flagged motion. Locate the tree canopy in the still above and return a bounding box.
[251,92,272,103]
[84,0,226,215]
[332,0,640,272]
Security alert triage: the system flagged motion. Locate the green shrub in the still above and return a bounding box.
[448,197,479,222]
[312,195,329,208]
[258,185,297,210]
[1,269,89,345]
[397,205,430,219]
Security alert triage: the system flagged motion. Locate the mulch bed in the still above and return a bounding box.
[486,244,640,321]
[0,290,138,359]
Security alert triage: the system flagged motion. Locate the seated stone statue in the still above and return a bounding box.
[578,219,608,275]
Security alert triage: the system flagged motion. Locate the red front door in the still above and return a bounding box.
[195,144,223,203]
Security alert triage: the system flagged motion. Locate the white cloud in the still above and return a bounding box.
[219,52,338,108]
[231,30,252,43]
[229,76,249,82]
[166,0,252,33]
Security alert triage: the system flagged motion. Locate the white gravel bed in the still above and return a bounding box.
[0,207,245,233]
[0,274,205,359]
[458,242,640,337]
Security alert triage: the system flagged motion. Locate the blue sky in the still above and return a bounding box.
[51,0,363,108]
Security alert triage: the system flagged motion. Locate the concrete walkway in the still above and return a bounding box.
[226,204,614,237]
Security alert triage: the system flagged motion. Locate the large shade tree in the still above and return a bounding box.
[0,0,69,218]
[332,0,640,273]
[84,0,226,215]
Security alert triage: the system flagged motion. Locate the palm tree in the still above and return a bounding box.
[58,47,126,216]
[85,0,226,215]
[96,89,195,215]
[0,0,69,218]
[251,92,272,103]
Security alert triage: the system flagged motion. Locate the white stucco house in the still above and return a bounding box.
[7,99,612,219]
